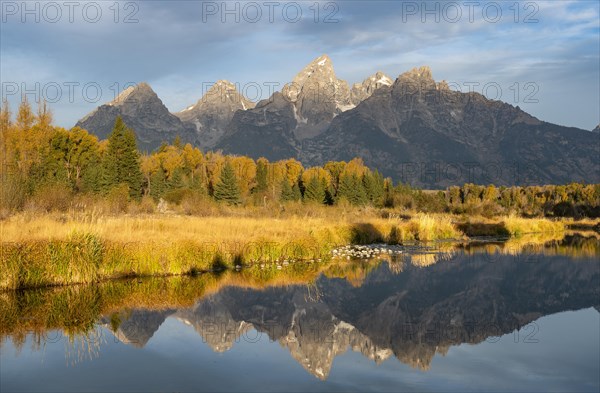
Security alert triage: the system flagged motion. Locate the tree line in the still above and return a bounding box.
[1,100,599,218]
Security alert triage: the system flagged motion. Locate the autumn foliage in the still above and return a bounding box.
[1,100,599,218]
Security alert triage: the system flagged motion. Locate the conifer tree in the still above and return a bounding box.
[338,173,367,205]
[364,170,384,206]
[337,174,353,202]
[149,169,167,200]
[280,178,294,202]
[255,159,268,193]
[292,181,302,201]
[101,117,143,198]
[214,161,241,204]
[303,176,325,203]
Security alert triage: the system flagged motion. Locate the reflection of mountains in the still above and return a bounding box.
[106,252,599,379]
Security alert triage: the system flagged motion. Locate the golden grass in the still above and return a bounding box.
[1,213,343,243]
[0,211,583,290]
[502,215,565,236]
[456,215,566,237]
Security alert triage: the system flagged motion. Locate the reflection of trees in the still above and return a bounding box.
[459,233,600,258]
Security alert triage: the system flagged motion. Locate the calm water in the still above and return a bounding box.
[1,237,599,392]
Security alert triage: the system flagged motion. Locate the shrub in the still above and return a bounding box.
[25,183,72,213]
[180,191,216,216]
[129,195,155,215]
[163,188,192,205]
[106,184,129,214]
[0,173,27,212]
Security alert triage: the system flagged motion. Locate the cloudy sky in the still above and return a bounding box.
[1,0,599,129]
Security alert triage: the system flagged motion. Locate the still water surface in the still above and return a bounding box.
[1,238,599,392]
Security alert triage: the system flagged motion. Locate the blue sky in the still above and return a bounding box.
[1,0,599,130]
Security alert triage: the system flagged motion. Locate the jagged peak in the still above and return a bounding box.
[203,80,244,101]
[436,80,450,91]
[291,54,337,85]
[180,80,255,113]
[209,80,238,91]
[349,71,393,106]
[362,71,393,87]
[398,66,434,82]
[108,82,156,106]
[393,66,437,92]
[283,54,348,106]
[310,54,332,67]
[373,71,393,85]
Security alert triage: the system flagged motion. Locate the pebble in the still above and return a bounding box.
[331,244,403,260]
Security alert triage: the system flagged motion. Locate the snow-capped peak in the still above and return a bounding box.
[350,71,394,105]
[374,72,393,86]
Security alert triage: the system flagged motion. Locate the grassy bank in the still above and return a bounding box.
[0,212,574,290]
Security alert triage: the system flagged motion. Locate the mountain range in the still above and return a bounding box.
[76,55,600,187]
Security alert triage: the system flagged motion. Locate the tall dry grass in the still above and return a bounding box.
[502,215,565,236]
[0,211,579,290]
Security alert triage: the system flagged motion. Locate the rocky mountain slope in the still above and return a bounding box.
[75,56,599,186]
[175,80,255,149]
[350,71,394,105]
[301,66,600,187]
[215,55,371,158]
[76,83,197,151]
[216,61,599,187]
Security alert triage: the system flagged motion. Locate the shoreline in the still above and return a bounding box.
[1,212,595,291]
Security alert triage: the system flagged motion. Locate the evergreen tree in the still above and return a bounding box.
[383,178,395,207]
[167,167,185,191]
[255,159,268,193]
[149,169,167,200]
[323,177,334,205]
[280,179,294,202]
[303,176,325,203]
[101,117,143,198]
[214,162,241,204]
[292,181,302,201]
[81,158,103,193]
[337,174,353,202]
[363,170,384,206]
[338,173,367,205]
